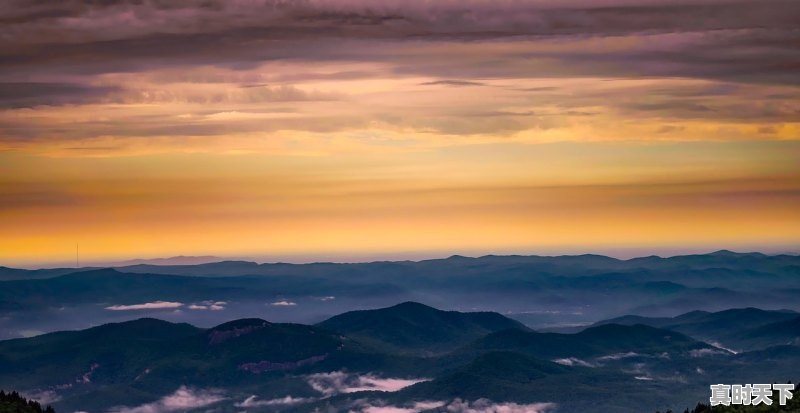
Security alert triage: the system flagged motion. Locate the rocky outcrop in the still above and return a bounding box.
[207,320,270,345]
[239,354,328,373]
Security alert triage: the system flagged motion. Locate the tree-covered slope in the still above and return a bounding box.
[596,308,799,351]
[0,317,344,391]
[0,391,54,413]
[463,323,712,359]
[316,301,528,354]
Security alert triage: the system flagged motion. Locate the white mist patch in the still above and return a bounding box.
[689,348,728,358]
[708,341,738,354]
[235,395,312,408]
[105,301,183,311]
[350,399,555,413]
[596,352,640,361]
[447,399,557,413]
[356,401,445,413]
[188,300,227,311]
[16,330,45,338]
[108,386,224,413]
[306,372,428,396]
[552,357,596,367]
[22,390,61,405]
[270,300,297,306]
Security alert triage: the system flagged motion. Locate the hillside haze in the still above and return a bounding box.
[1,251,798,340]
[1,301,798,413]
[0,252,798,413]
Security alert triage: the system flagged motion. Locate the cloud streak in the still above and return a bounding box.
[270,300,297,306]
[349,398,556,413]
[0,0,797,156]
[105,301,183,311]
[306,372,428,397]
[108,386,224,413]
[235,395,312,408]
[188,301,227,311]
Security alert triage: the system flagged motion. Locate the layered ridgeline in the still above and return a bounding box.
[593,308,800,352]
[1,302,799,413]
[1,251,799,342]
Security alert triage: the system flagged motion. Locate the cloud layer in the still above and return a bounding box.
[306,372,428,397]
[0,0,798,150]
[349,398,556,413]
[105,301,183,311]
[108,386,224,413]
[235,395,312,408]
[105,300,227,311]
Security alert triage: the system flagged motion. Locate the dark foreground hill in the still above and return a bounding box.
[316,301,527,354]
[0,317,345,397]
[394,351,675,412]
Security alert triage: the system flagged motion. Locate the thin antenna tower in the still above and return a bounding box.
[76,242,79,268]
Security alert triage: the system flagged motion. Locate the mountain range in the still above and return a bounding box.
[1,251,798,341]
[1,302,798,413]
[1,251,798,413]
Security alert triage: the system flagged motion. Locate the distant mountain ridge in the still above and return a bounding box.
[594,307,800,351]
[2,250,798,280]
[2,250,799,343]
[105,255,229,266]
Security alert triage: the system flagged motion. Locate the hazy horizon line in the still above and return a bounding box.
[5,246,799,270]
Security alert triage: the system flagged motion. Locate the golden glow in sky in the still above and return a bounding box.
[0,1,798,265]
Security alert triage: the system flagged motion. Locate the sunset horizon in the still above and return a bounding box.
[6,246,800,270]
[1,2,799,411]
[2,1,798,265]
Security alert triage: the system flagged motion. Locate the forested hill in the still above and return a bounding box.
[0,391,55,413]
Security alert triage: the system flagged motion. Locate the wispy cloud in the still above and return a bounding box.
[354,401,445,413]
[596,352,640,361]
[108,386,225,413]
[444,399,556,413]
[306,372,428,397]
[419,80,485,87]
[708,341,739,354]
[105,301,183,311]
[689,348,729,358]
[235,395,312,408]
[552,357,596,367]
[270,300,297,306]
[187,300,226,311]
[349,399,555,413]
[22,390,60,405]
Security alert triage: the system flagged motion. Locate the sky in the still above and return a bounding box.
[0,0,798,266]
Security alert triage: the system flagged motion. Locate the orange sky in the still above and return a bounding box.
[0,1,798,266]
